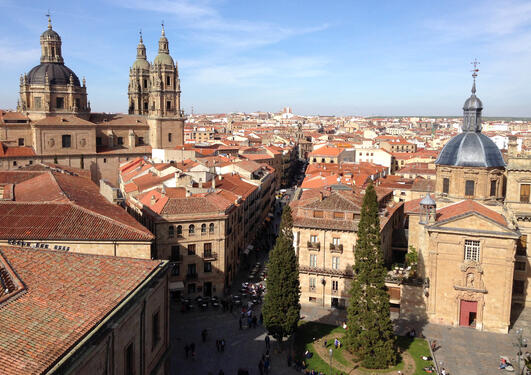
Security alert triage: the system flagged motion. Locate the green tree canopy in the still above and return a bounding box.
[345,184,397,368]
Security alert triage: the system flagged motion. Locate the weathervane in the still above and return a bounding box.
[161,20,165,35]
[45,9,52,29]
[470,59,480,94]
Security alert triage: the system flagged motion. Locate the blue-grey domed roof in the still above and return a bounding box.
[464,94,482,110]
[27,63,81,86]
[435,132,505,168]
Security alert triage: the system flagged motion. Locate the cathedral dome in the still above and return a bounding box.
[435,132,505,168]
[27,63,81,86]
[132,59,150,70]
[153,53,174,66]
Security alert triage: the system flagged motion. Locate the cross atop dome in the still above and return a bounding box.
[471,59,480,94]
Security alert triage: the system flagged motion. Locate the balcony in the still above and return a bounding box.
[307,241,320,251]
[203,251,218,260]
[186,273,198,281]
[329,244,343,253]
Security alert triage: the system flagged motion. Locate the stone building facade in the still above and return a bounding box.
[0,19,185,185]
[405,75,530,333]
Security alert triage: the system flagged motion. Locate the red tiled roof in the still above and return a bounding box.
[308,146,343,157]
[0,246,162,375]
[0,142,36,157]
[436,200,507,227]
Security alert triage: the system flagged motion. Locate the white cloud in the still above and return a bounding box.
[115,0,328,50]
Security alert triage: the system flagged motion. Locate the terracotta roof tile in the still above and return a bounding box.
[436,200,507,226]
[0,246,162,375]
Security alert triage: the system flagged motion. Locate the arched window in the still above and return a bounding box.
[209,223,215,233]
[176,225,182,236]
[189,224,195,235]
[201,224,207,234]
[168,225,174,238]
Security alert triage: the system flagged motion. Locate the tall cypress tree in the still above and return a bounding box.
[345,184,397,368]
[263,205,300,346]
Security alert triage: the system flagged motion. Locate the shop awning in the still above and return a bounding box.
[169,281,185,291]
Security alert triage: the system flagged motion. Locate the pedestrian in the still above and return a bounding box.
[258,359,264,375]
[239,316,243,330]
[265,334,271,350]
[264,357,270,375]
[430,340,437,352]
[334,338,338,349]
[221,338,225,352]
[184,344,190,359]
[202,329,208,342]
[247,316,252,329]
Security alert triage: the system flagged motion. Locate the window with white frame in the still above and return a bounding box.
[332,237,340,245]
[310,235,318,243]
[332,256,340,269]
[464,240,480,262]
[310,254,317,267]
[309,277,316,288]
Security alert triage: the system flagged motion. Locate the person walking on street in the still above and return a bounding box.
[265,334,271,350]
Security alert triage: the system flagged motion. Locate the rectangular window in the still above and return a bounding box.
[168,133,172,142]
[61,134,71,148]
[313,210,323,218]
[442,178,450,194]
[152,311,160,350]
[515,261,526,271]
[18,138,24,146]
[188,244,196,255]
[171,245,180,261]
[75,98,80,109]
[517,235,527,256]
[490,180,497,197]
[187,263,196,275]
[332,237,340,245]
[332,280,338,291]
[125,342,134,375]
[513,280,525,295]
[96,137,102,146]
[333,211,344,219]
[171,263,180,276]
[34,97,42,109]
[465,180,475,197]
[310,235,318,243]
[520,184,530,203]
[204,261,212,273]
[143,79,148,89]
[138,137,144,145]
[166,76,171,86]
[117,137,124,145]
[309,254,317,267]
[56,97,64,109]
[309,277,316,288]
[168,225,174,238]
[144,102,148,111]
[464,239,480,262]
[204,243,212,258]
[166,101,171,110]
[332,256,340,270]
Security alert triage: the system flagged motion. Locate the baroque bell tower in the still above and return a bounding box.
[146,24,184,148]
[128,31,151,115]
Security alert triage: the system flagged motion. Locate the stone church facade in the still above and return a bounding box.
[407,74,531,333]
[0,18,185,185]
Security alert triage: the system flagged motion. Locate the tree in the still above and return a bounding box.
[345,184,397,368]
[405,245,419,277]
[263,205,300,347]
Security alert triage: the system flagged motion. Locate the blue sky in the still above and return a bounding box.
[1,0,530,116]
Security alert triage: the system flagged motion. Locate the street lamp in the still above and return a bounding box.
[515,328,528,375]
[329,348,333,375]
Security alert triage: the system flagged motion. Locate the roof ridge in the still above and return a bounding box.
[68,202,153,240]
